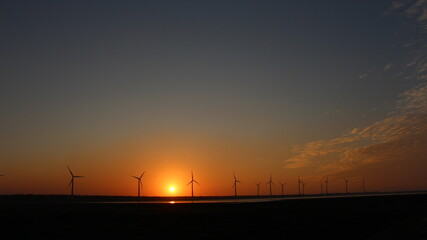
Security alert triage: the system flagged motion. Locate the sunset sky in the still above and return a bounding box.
[1,0,427,196]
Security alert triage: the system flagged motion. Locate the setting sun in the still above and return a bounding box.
[169,187,175,192]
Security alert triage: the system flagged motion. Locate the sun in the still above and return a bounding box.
[169,186,175,192]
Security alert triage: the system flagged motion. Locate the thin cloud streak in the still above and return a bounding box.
[285,82,427,174]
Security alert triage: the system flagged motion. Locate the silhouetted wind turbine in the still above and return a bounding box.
[132,171,145,198]
[324,177,329,194]
[298,176,302,195]
[233,173,241,197]
[67,166,84,196]
[279,182,287,197]
[344,178,349,194]
[187,170,199,198]
[255,182,261,196]
[266,174,274,197]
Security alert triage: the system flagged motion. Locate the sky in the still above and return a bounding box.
[0,0,426,196]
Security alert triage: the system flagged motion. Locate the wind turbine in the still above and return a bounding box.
[132,171,145,198]
[255,182,261,196]
[67,166,84,196]
[324,177,329,194]
[187,170,199,198]
[344,178,349,194]
[279,182,287,197]
[266,174,274,197]
[233,173,241,197]
[298,176,301,195]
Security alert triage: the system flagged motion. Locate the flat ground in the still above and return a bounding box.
[1,194,426,239]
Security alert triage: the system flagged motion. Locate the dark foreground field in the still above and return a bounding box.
[1,194,427,239]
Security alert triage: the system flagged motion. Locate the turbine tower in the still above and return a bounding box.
[132,171,145,198]
[255,182,261,196]
[279,182,287,197]
[187,170,199,198]
[233,173,241,197]
[324,177,329,194]
[298,176,301,195]
[266,174,274,197]
[344,178,349,194]
[67,166,84,196]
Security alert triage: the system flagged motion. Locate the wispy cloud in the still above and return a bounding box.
[404,0,427,21]
[358,73,368,79]
[384,63,393,71]
[284,82,427,174]
[385,0,427,23]
[384,0,411,15]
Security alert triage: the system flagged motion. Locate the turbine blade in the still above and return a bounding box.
[132,176,139,179]
[75,176,84,178]
[67,179,73,188]
[67,166,74,177]
[140,171,145,178]
[194,180,200,185]
[187,181,193,185]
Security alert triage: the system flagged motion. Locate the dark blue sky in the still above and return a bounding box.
[1,1,412,139]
